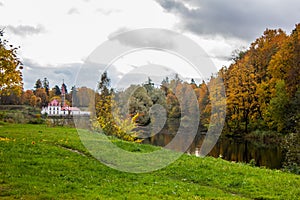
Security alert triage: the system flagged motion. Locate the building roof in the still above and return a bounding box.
[49,99,59,106]
[61,106,81,111]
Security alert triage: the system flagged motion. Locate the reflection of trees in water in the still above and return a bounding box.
[206,138,283,169]
[144,125,284,169]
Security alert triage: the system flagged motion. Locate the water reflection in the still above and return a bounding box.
[142,128,284,169]
[189,135,283,169]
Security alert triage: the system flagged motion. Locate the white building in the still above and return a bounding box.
[41,84,90,116]
[41,99,90,116]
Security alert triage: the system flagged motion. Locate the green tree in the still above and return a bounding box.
[43,77,50,96]
[53,85,61,96]
[268,80,289,132]
[70,86,79,106]
[143,77,154,93]
[34,79,42,91]
[62,83,68,94]
[128,86,153,125]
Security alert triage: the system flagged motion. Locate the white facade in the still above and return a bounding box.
[41,99,90,116]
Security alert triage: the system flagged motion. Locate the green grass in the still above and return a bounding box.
[0,123,299,199]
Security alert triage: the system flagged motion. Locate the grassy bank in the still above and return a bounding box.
[0,105,42,124]
[0,123,299,199]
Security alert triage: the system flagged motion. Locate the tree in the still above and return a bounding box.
[53,85,61,96]
[190,78,197,89]
[76,86,95,107]
[194,81,210,128]
[223,28,288,134]
[225,55,257,133]
[0,29,23,100]
[128,86,153,125]
[62,83,68,94]
[43,77,50,96]
[143,77,154,93]
[287,87,300,133]
[30,95,38,107]
[94,71,138,141]
[99,71,110,91]
[268,25,300,98]
[34,79,42,91]
[21,90,34,105]
[268,80,289,132]
[35,88,48,107]
[166,92,180,118]
[70,86,79,106]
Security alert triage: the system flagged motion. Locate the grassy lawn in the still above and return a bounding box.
[0,123,299,199]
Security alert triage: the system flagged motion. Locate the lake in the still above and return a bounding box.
[142,126,284,169]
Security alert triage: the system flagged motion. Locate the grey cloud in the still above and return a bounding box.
[22,58,204,91]
[115,64,177,89]
[0,2,4,6]
[155,0,300,41]
[67,8,80,15]
[108,28,177,49]
[75,60,125,90]
[6,24,45,37]
[22,58,81,90]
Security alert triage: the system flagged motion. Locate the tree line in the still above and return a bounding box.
[1,24,300,137]
[94,24,300,140]
[222,24,300,135]
[0,76,96,109]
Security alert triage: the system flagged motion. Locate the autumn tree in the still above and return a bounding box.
[0,30,23,102]
[224,28,288,133]
[35,88,48,107]
[268,25,300,98]
[194,80,210,129]
[21,90,35,105]
[75,86,95,107]
[94,71,138,141]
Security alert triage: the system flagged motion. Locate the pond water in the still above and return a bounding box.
[142,127,284,169]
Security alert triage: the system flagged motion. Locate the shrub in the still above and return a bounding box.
[283,132,300,174]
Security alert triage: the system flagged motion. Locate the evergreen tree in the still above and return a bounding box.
[34,79,42,90]
[43,77,50,96]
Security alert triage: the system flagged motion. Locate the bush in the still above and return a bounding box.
[28,118,45,124]
[283,132,300,174]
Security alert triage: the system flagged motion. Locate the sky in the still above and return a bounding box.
[1,0,300,90]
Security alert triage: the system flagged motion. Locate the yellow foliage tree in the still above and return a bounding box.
[0,30,23,100]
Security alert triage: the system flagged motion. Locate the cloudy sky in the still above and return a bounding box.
[1,0,300,90]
